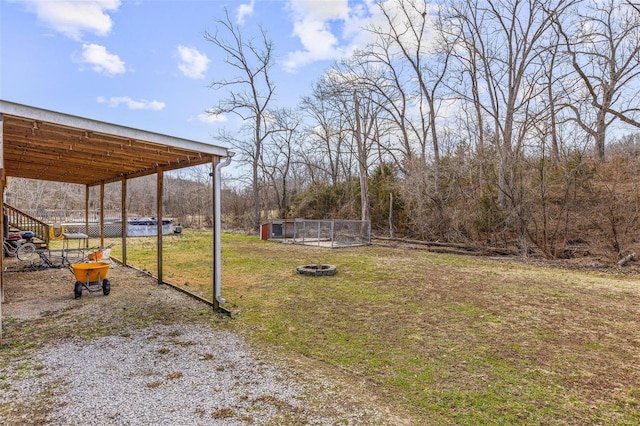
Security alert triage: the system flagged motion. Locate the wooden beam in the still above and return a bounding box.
[84,185,90,239]
[1,113,4,344]
[0,170,4,344]
[121,177,127,266]
[100,183,105,248]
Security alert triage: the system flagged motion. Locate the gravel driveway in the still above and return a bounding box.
[1,260,404,425]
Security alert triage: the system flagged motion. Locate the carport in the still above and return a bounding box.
[0,100,233,341]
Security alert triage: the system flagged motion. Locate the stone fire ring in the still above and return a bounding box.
[296,264,338,276]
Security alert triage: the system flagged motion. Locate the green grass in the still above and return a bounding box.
[95,231,640,424]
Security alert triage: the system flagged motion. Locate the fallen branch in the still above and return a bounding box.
[618,252,637,267]
[372,236,516,256]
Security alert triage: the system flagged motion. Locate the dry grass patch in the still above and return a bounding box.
[202,234,639,425]
[211,407,235,418]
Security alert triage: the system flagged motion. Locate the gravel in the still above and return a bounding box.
[3,323,388,425]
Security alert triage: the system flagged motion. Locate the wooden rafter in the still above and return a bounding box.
[0,104,227,186]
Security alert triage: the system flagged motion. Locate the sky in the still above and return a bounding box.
[0,0,383,152]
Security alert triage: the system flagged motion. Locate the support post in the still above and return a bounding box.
[99,182,105,248]
[331,219,335,248]
[157,168,163,285]
[212,155,233,315]
[0,179,3,343]
[211,161,218,312]
[121,177,127,266]
[0,113,4,344]
[85,185,90,246]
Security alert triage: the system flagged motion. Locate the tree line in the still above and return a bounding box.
[207,0,640,260]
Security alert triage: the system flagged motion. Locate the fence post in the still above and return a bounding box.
[331,220,335,248]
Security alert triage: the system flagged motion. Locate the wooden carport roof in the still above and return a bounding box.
[0,100,232,343]
[0,100,229,185]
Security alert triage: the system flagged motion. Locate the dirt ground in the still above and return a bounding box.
[1,258,187,321]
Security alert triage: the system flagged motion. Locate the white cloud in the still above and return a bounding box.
[236,0,255,25]
[16,0,121,40]
[177,46,210,79]
[282,0,376,72]
[80,43,125,75]
[288,0,350,22]
[97,96,165,110]
[196,112,228,124]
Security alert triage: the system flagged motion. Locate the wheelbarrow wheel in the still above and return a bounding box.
[74,281,83,299]
[102,278,111,296]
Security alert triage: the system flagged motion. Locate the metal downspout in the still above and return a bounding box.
[214,154,233,308]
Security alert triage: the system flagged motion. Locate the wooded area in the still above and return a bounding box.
[8,0,640,264]
[205,0,640,262]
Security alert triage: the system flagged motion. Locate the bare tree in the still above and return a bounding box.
[300,82,352,186]
[366,0,453,177]
[440,7,491,194]
[553,0,640,161]
[163,166,213,227]
[326,65,388,223]
[541,36,565,164]
[261,107,305,218]
[443,0,574,254]
[205,9,276,231]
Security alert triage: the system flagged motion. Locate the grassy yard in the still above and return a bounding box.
[103,230,640,425]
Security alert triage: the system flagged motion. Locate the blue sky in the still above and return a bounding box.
[1,0,381,149]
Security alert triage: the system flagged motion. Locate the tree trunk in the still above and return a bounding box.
[354,93,370,223]
[595,108,606,162]
[389,192,394,238]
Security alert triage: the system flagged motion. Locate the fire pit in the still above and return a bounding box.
[296,264,337,276]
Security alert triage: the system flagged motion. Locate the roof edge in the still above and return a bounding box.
[0,100,229,157]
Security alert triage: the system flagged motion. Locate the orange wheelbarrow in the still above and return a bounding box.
[70,261,111,299]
